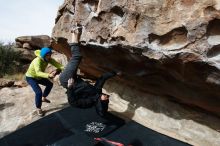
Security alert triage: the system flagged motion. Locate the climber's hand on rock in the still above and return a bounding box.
[67,78,75,88]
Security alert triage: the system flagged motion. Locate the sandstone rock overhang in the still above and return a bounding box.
[52,0,220,116]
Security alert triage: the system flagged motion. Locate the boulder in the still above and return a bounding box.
[15,42,22,48]
[52,0,220,117]
[15,35,51,49]
[22,43,32,49]
[14,80,28,88]
[14,48,35,62]
[0,78,14,88]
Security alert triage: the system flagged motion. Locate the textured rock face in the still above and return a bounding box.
[52,0,220,116]
[15,35,51,49]
[15,35,54,62]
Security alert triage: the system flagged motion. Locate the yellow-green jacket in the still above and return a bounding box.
[25,50,64,79]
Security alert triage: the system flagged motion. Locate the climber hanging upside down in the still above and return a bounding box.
[56,25,121,116]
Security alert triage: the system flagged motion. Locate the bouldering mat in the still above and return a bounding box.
[0,106,125,146]
[96,121,191,146]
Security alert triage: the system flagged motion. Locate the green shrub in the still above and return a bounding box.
[0,42,22,77]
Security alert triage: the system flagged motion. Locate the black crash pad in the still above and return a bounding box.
[0,106,125,146]
[0,106,191,146]
[101,121,191,146]
[55,106,125,137]
[0,114,72,146]
[52,133,94,146]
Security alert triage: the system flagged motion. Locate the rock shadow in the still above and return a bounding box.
[0,103,15,111]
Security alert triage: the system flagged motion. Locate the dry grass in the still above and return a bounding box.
[3,73,25,81]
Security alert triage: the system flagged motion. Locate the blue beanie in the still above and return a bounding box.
[40,47,52,59]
